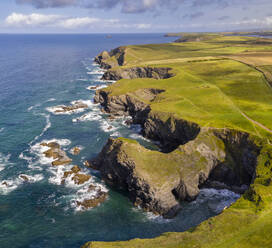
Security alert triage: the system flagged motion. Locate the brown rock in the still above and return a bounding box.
[1,181,8,187]
[52,158,72,166]
[88,184,96,192]
[54,102,88,113]
[40,142,48,147]
[43,149,59,159]
[40,142,72,166]
[19,175,29,182]
[83,160,91,167]
[71,147,81,155]
[76,190,107,209]
[47,142,61,149]
[72,173,91,185]
[90,86,98,90]
[107,115,116,121]
[63,165,81,180]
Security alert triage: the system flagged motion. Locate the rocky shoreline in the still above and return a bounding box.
[39,141,108,210]
[85,48,266,218]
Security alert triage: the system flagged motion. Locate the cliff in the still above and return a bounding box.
[91,84,262,217]
[83,36,272,247]
[102,67,174,81]
[90,44,267,218]
[94,46,126,69]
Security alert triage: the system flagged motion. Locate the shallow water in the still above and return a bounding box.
[0,34,240,248]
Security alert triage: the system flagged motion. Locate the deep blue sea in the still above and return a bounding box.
[0,34,240,248]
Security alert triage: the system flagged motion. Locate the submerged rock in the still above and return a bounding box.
[71,147,81,155]
[19,174,29,182]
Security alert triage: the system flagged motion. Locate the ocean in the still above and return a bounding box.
[0,33,240,248]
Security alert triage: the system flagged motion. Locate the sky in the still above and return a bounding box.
[0,0,272,33]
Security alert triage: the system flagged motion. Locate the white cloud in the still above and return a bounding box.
[235,16,272,26]
[135,23,152,29]
[4,12,121,29]
[5,12,61,27]
[58,17,100,28]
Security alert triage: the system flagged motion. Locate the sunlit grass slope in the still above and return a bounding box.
[103,36,272,140]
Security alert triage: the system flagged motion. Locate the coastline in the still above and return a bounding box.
[82,35,272,247]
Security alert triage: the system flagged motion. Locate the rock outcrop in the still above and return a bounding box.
[41,142,72,166]
[94,89,200,152]
[94,47,126,69]
[76,188,108,210]
[102,67,174,81]
[49,101,88,114]
[90,129,260,218]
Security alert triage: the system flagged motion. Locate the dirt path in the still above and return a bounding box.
[241,112,272,134]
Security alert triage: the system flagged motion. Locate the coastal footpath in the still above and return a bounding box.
[83,34,272,247]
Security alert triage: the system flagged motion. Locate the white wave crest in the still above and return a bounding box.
[30,113,51,145]
[0,179,21,195]
[46,98,56,102]
[86,84,107,91]
[86,69,106,75]
[18,173,44,183]
[72,111,102,123]
[46,100,95,115]
[100,119,119,133]
[0,153,11,172]
[27,103,41,112]
[95,79,116,84]
[70,183,108,212]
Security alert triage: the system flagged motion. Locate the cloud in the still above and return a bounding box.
[4,12,117,29]
[135,23,152,29]
[5,12,62,27]
[16,0,78,8]
[16,0,249,13]
[231,16,272,26]
[217,16,230,21]
[4,12,150,30]
[183,12,204,20]
[187,15,272,29]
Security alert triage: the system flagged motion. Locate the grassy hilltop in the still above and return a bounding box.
[99,35,272,140]
[83,34,272,248]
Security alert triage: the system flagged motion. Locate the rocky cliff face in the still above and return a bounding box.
[203,129,261,192]
[92,86,263,217]
[91,49,262,218]
[90,138,181,218]
[94,89,200,152]
[94,47,126,69]
[90,128,260,218]
[102,67,174,81]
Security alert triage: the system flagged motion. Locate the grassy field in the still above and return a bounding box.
[103,35,272,140]
[83,35,272,247]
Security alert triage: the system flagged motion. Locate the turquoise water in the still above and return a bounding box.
[0,34,240,248]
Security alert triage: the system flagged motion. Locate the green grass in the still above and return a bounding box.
[104,58,272,140]
[82,35,272,248]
